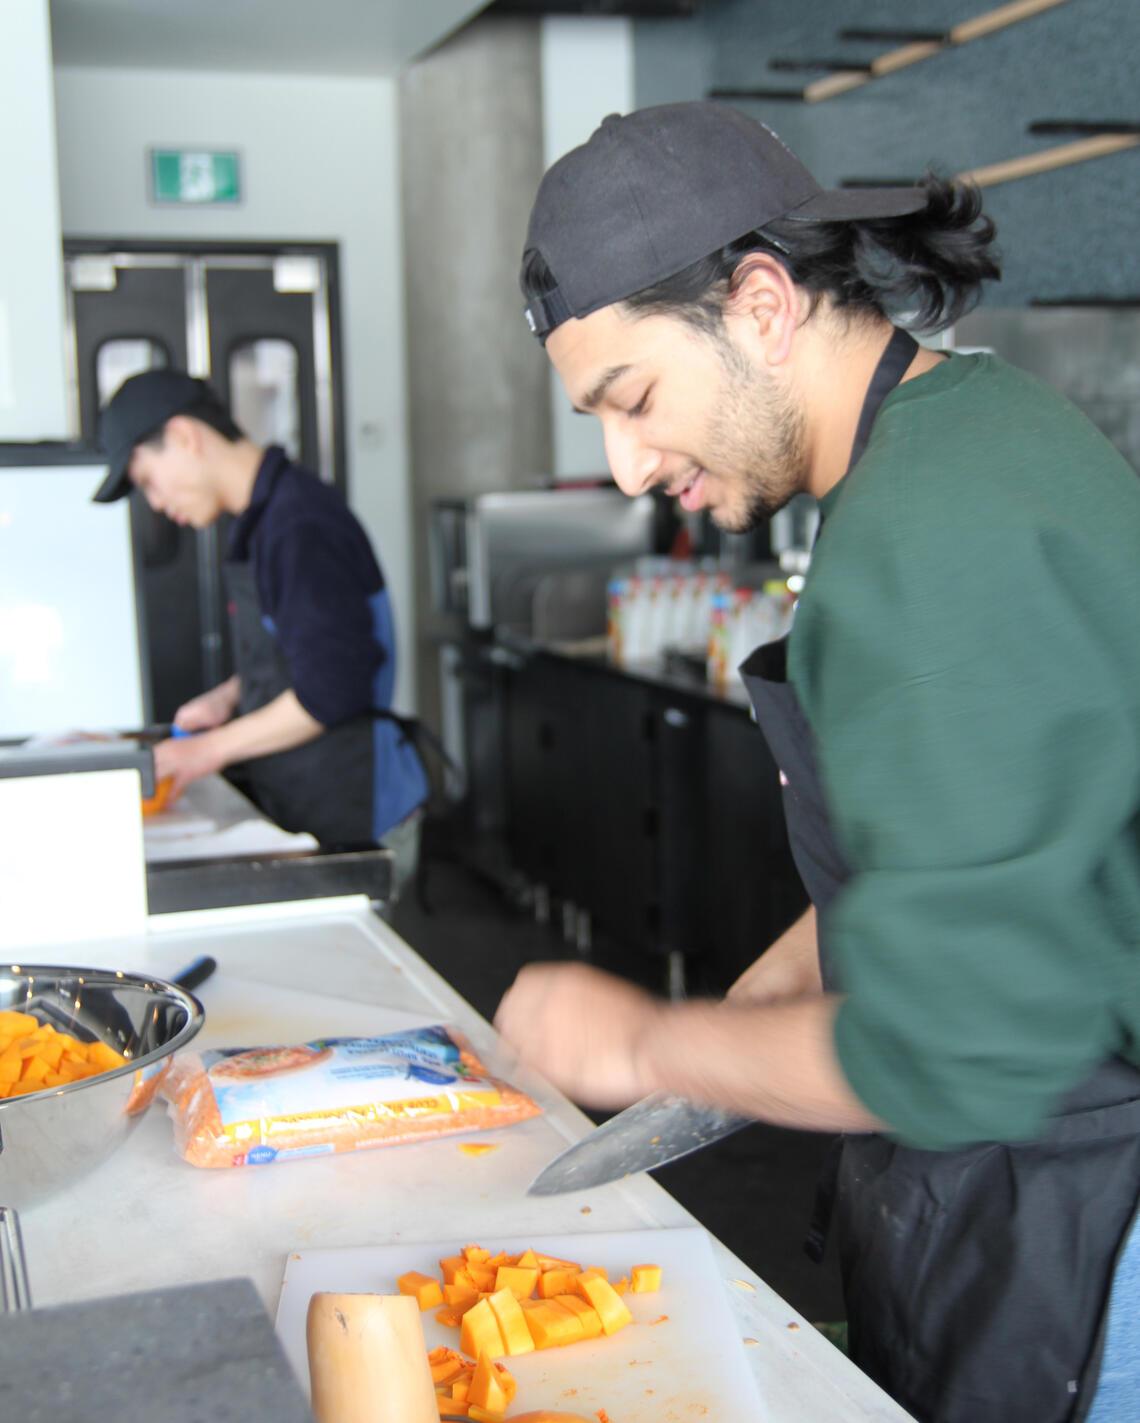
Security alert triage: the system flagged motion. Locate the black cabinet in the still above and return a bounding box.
[503,649,808,989]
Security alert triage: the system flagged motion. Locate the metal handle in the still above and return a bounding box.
[0,1206,31,1312]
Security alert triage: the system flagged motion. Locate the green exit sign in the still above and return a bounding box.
[150,149,241,205]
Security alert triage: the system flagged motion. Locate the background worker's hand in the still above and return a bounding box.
[493,961,664,1110]
[173,674,241,732]
[153,732,227,801]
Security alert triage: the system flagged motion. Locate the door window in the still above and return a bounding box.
[228,339,301,457]
[95,338,169,407]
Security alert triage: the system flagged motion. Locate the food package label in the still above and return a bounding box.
[206,1028,502,1129]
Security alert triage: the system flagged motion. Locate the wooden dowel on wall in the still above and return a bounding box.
[804,0,1074,104]
[959,132,1140,187]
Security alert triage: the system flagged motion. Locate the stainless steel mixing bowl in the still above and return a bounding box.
[0,964,204,1209]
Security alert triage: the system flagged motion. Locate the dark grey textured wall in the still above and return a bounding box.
[400,16,552,727]
[634,0,1139,306]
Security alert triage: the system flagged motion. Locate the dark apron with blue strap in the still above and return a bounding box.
[740,329,1140,1423]
[223,560,377,848]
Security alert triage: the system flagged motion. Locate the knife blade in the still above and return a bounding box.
[527,1093,752,1196]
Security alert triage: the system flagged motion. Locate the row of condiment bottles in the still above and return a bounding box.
[606,563,797,687]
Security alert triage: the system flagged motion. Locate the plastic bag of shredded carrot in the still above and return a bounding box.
[161,1024,541,1168]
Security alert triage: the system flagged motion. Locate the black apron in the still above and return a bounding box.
[224,560,377,848]
[740,329,1140,1423]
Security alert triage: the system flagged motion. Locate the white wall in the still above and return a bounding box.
[52,66,418,710]
[541,17,634,481]
[0,0,69,439]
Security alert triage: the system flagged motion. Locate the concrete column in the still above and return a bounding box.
[0,0,69,439]
[400,15,552,727]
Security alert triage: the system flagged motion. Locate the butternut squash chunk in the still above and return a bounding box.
[630,1263,661,1293]
[573,1274,633,1336]
[552,1294,604,1341]
[468,1351,510,1413]
[399,1270,444,1311]
[485,1287,535,1357]
[519,1299,585,1350]
[536,1268,579,1298]
[494,1264,539,1299]
[459,1297,506,1360]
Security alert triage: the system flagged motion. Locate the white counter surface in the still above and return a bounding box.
[19,895,912,1421]
[143,775,319,861]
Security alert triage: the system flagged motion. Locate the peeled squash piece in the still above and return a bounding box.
[504,1414,597,1422]
[306,1292,438,1423]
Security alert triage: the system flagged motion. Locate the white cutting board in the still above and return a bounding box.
[276,1227,764,1422]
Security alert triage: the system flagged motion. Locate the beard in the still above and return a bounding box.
[700,336,809,533]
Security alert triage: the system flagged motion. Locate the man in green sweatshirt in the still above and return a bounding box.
[496,102,1140,1423]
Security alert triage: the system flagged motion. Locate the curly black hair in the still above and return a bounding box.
[623,173,1001,336]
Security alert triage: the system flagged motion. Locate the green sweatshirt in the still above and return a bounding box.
[788,352,1140,1150]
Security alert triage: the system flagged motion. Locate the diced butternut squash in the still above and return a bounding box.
[443,1283,480,1309]
[440,1254,467,1283]
[399,1271,444,1311]
[468,1351,510,1413]
[534,1254,582,1272]
[0,1014,127,1096]
[427,1347,466,1386]
[0,1011,38,1035]
[574,1274,633,1336]
[491,1362,517,1405]
[462,1245,491,1264]
[537,1268,579,1298]
[486,1287,535,1357]
[459,1297,506,1360]
[494,1264,539,1299]
[553,1295,604,1341]
[514,1249,538,1269]
[520,1299,585,1350]
[630,1263,662,1293]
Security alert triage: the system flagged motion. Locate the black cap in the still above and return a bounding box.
[93,370,229,503]
[521,101,929,339]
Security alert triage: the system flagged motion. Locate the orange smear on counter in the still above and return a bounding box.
[458,1142,501,1156]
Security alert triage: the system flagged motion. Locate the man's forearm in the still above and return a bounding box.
[727,906,822,1005]
[208,689,324,765]
[155,690,325,795]
[637,992,884,1134]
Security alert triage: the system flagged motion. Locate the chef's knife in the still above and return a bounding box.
[527,1093,752,1196]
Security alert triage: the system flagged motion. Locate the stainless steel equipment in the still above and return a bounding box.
[431,486,658,636]
[0,966,204,1208]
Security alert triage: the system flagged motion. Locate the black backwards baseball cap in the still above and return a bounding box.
[93,369,230,503]
[521,101,929,340]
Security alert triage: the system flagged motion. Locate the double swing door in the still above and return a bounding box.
[65,242,345,721]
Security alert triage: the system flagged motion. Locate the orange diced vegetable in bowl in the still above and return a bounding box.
[0,1015,128,1096]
